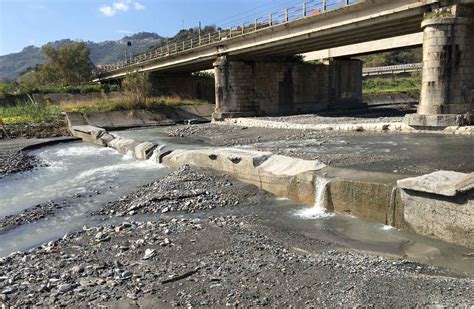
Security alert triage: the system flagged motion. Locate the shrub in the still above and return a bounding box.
[122,71,151,108]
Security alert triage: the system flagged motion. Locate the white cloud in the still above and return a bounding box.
[113,1,129,12]
[99,5,116,16]
[134,2,145,10]
[99,1,145,16]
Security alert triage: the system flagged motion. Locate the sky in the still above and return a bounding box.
[0,0,308,56]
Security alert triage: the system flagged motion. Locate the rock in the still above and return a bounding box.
[71,265,84,274]
[1,286,17,294]
[95,232,110,242]
[58,284,72,294]
[142,249,156,260]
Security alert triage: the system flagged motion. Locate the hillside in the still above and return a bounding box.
[0,32,163,80]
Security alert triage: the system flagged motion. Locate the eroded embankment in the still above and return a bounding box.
[70,124,474,249]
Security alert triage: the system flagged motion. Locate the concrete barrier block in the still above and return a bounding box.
[397,170,471,197]
[70,125,107,145]
[162,147,324,204]
[108,138,140,156]
[66,112,87,127]
[99,133,115,146]
[400,189,474,249]
[134,142,158,160]
[327,179,393,224]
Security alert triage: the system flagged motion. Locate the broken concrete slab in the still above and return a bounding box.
[134,142,158,160]
[397,171,472,197]
[258,155,325,176]
[69,125,107,145]
[455,172,474,193]
[65,112,88,127]
[99,133,115,146]
[108,138,141,157]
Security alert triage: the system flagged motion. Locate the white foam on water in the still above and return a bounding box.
[294,205,332,219]
[294,178,333,219]
[382,225,394,230]
[76,160,163,180]
[53,145,115,157]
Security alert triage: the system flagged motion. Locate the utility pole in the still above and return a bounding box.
[198,21,202,45]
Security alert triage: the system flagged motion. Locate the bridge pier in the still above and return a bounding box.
[327,59,364,111]
[212,56,364,120]
[406,3,474,128]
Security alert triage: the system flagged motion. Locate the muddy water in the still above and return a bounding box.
[0,142,168,256]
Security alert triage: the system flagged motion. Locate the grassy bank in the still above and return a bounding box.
[60,96,208,113]
[0,101,61,123]
[363,77,421,95]
[0,96,208,124]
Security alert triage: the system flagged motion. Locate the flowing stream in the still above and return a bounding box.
[0,142,168,256]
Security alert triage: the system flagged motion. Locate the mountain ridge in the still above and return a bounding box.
[0,32,164,81]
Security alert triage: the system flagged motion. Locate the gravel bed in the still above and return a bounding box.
[94,165,274,217]
[1,215,473,307]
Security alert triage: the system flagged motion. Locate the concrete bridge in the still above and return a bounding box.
[363,63,422,78]
[96,0,474,128]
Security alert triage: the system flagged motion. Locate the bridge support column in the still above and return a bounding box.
[406,4,474,128]
[212,56,364,120]
[327,59,364,110]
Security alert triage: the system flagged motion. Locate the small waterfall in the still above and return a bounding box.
[294,177,332,219]
[148,147,160,163]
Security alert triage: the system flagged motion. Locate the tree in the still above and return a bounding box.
[122,71,151,107]
[38,42,94,87]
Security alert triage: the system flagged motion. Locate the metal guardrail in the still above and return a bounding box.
[97,0,358,75]
[363,63,422,76]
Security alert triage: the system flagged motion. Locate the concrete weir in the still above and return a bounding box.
[70,125,474,249]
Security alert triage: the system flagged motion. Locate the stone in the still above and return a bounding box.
[58,284,72,294]
[142,249,156,260]
[397,171,471,197]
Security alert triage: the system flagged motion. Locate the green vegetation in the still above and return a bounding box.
[363,76,421,95]
[122,71,151,107]
[0,83,13,98]
[18,42,94,91]
[358,49,422,68]
[0,99,60,123]
[59,96,207,113]
[424,10,453,21]
[21,84,118,95]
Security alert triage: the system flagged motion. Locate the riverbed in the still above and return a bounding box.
[0,135,473,307]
